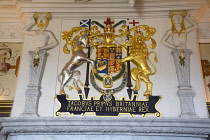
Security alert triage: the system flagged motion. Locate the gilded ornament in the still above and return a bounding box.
[179,49,185,66]
[120,25,158,97]
[56,17,161,117]
[63,44,70,54]
[169,11,187,38]
[169,11,189,65]
[103,74,113,88]
[60,17,158,98]
[33,13,51,29]
[33,51,40,67]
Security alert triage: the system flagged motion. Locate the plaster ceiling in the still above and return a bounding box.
[0,0,210,23]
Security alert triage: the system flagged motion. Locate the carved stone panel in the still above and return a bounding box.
[171,49,198,118]
[20,50,47,117]
[0,23,24,39]
[28,51,47,86]
[177,89,198,118]
[198,23,210,39]
[171,49,191,88]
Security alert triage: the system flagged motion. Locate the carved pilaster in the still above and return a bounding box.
[171,49,198,118]
[20,50,47,117]
[28,50,47,85]
[0,133,6,140]
[171,49,191,88]
[17,0,32,2]
[177,89,198,118]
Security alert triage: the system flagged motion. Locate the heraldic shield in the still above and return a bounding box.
[96,46,122,74]
[55,17,161,117]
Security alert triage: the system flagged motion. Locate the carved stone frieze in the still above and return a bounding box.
[0,117,210,138]
[0,0,15,8]
[74,0,89,2]
[0,0,14,1]
[0,23,24,39]
[0,5,15,8]
[17,0,32,1]
[198,23,210,39]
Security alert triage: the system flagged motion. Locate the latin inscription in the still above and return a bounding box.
[56,95,160,116]
[67,100,149,113]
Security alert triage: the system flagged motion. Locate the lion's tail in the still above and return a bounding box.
[148,51,158,75]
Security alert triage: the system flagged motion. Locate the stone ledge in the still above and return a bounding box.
[0,117,210,138]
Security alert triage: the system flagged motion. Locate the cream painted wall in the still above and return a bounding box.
[200,43,210,102]
[11,16,209,118]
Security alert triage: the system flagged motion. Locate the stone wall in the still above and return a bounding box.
[10,17,209,118]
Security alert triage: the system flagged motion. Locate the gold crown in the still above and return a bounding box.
[134,31,143,36]
[104,24,115,33]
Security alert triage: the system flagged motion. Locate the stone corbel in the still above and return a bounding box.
[129,0,136,7]
[74,0,89,2]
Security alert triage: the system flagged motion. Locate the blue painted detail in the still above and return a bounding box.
[96,59,108,74]
[90,71,127,94]
[80,19,91,27]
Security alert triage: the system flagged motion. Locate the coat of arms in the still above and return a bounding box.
[56,17,161,117]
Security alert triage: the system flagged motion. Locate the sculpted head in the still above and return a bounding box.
[173,15,183,24]
[33,13,51,30]
[169,11,187,35]
[74,33,89,47]
[79,33,89,47]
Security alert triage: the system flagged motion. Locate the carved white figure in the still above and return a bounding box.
[58,33,97,95]
[22,13,58,52]
[161,11,198,118]
[161,11,197,50]
[20,13,58,117]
